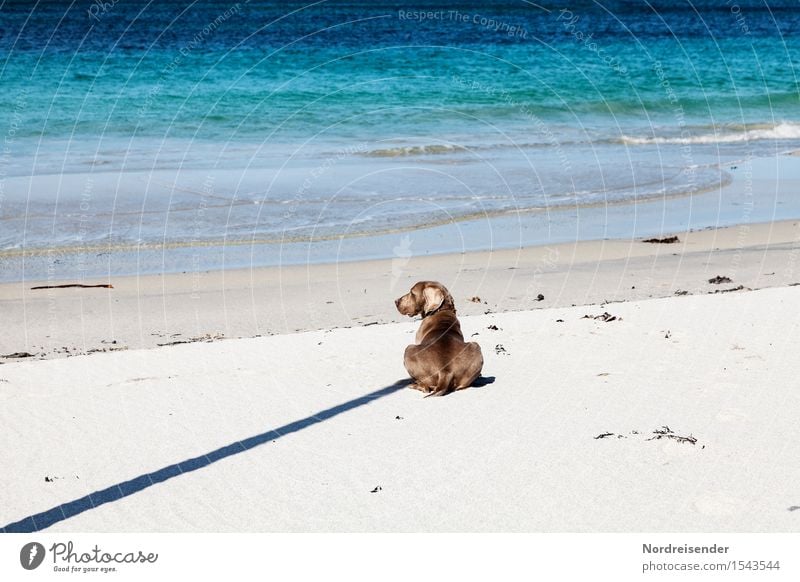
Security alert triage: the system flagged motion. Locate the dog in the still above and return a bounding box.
[395,281,483,397]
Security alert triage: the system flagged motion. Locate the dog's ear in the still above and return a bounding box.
[422,284,445,315]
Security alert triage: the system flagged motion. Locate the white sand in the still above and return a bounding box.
[2,219,799,361]
[2,284,799,532]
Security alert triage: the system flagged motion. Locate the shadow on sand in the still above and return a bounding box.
[1,378,413,533]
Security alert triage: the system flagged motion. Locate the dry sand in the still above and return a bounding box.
[1,219,800,532]
[1,285,799,532]
[1,219,799,361]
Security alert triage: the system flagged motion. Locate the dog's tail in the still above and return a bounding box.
[424,371,455,398]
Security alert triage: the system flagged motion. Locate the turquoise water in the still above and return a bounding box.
[1,1,799,278]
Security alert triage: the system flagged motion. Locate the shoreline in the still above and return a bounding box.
[0,163,734,259]
[2,217,798,362]
[3,151,800,284]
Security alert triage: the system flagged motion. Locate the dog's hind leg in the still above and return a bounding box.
[454,342,484,391]
[404,345,434,393]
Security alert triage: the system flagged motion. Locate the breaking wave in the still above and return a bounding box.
[619,122,800,145]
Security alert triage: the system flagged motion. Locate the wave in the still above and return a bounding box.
[619,122,800,145]
[359,140,579,158]
[359,122,800,159]
[363,144,469,157]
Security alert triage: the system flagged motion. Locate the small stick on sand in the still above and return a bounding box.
[642,236,680,244]
[30,284,113,290]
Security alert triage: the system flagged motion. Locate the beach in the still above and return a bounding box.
[3,0,800,540]
[2,215,800,532]
[1,280,799,532]
[2,217,799,360]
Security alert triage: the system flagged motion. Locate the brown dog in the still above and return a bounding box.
[395,281,483,397]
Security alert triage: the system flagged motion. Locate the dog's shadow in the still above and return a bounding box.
[471,375,496,388]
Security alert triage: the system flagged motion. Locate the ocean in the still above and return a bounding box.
[1,0,799,279]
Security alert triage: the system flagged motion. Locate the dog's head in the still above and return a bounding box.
[395,281,455,318]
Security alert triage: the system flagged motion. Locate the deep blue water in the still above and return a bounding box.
[1,1,799,265]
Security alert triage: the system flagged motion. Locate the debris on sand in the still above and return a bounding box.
[494,344,509,355]
[1,352,36,359]
[646,425,697,445]
[487,324,500,331]
[370,485,382,493]
[86,346,127,354]
[708,285,746,295]
[582,312,621,322]
[535,294,545,302]
[674,290,689,296]
[595,427,697,445]
[594,432,627,440]
[468,296,481,303]
[156,333,224,347]
[642,236,679,244]
[708,275,732,284]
